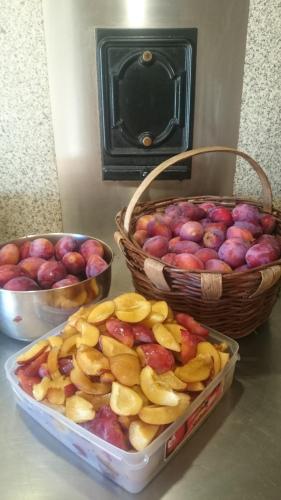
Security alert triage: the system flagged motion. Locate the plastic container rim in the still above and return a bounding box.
[5,320,239,468]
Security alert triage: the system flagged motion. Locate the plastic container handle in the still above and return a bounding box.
[123,146,273,233]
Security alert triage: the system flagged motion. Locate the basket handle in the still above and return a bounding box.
[249,265,281,297]
[123,146,273,233]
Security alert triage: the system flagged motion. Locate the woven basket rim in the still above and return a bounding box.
[116,195,281,277]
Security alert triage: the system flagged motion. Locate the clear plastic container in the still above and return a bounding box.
[5,324,239,493]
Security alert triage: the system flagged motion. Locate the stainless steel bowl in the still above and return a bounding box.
[0,233,113,341]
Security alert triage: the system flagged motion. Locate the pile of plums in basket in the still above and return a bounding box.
[133,202,281,272]
[0,236,108,291]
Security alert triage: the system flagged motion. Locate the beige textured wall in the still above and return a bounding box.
[235,0,281,209]
[1,0,280,244]
[0,0,62,241]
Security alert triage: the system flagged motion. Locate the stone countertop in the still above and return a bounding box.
[1,295,281,500]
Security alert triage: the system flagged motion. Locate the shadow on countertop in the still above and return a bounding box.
[236,300,281,378]
[17,376,243,500]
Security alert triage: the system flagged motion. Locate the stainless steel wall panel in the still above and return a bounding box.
[43,0,249,241]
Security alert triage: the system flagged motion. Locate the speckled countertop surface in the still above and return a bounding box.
[0,0,62,241]
[235,0,281,209]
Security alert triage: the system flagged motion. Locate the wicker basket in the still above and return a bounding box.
[115,146,281,338]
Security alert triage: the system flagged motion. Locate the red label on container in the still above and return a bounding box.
[186,383,223,436]
[165,382,223,459]
[165,423,187,458]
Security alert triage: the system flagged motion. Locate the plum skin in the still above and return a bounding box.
[3,276,40,291]
[37,261,67,289]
